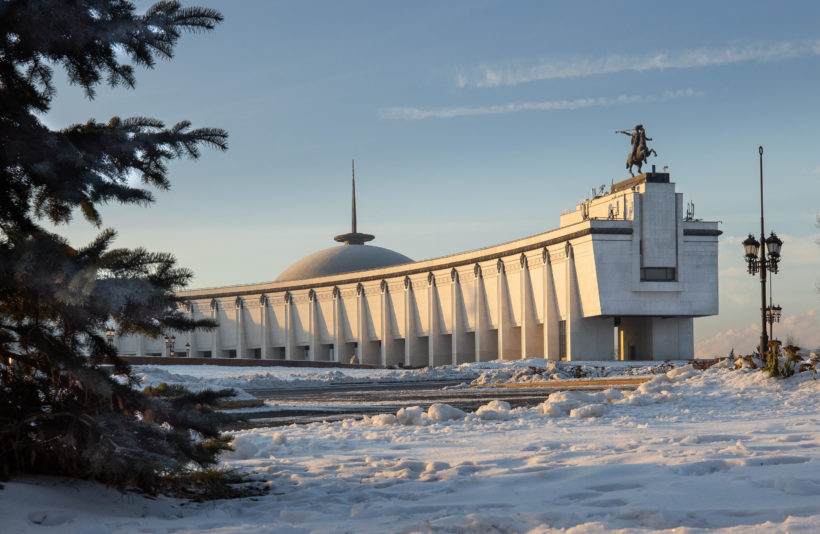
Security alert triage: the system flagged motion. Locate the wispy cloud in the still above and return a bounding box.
[457,40,820,88]
[695,308,820,357]
[379,88,702,121]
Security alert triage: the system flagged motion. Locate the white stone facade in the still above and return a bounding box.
[116,173,719,363]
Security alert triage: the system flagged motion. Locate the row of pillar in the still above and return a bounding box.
[142,245,581,365]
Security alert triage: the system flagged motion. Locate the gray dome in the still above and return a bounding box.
[275,244,413,283]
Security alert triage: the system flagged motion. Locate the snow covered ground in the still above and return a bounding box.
[5,361,820,533]
[132,359,683,393]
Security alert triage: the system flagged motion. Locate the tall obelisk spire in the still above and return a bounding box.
[351,160,357,234]
[334,160,374,245]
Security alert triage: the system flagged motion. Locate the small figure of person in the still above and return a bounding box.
[618,124,651,159]
[634,124,653,160]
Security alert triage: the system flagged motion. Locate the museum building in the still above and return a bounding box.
[115,170,720,364]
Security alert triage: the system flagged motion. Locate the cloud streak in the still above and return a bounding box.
[695,308,820,358]
[457,40,820,88]
[379,88,702,121]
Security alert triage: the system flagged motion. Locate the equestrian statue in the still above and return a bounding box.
[616,124,657,176]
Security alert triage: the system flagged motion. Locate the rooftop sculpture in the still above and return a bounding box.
[616,124,657,176]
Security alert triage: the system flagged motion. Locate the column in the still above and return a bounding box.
[520,254,540,359]
[333,287,343,362]
[404,277,421,366]
[356,283,377,365]
[565,243,578,360]
[542,249,559,360]
[210,298,221,358]
[473,264,491,362]
[308,290,318,361]
[496,258,515,360]
[259,294,270,359]
[235,296,248,358]
[186,301,196,358]
[379,281,391,367]
[450,268,468,364]
[284,292,294,360]
[427,273,441,366]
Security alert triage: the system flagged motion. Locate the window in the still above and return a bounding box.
[558,320,567,360]
[641,267,676,282]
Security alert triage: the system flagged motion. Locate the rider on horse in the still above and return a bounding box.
[616,124,657,176]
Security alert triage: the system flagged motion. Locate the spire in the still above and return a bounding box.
[351,160,357,233]
[334,160,374,245]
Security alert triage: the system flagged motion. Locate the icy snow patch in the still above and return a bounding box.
[427,403,467,421]
[474,399,513,420]
[396,406,425,426]
[570,403,606,418]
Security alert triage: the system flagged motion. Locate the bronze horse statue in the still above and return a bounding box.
[617,125,657,176]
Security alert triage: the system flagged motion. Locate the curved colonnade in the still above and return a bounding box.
[116,173,720,364]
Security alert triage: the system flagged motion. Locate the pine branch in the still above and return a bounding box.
[1,1,235,494]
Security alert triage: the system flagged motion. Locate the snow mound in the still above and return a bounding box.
[469,359,685,386]
[474,400,512,420]
[366,413,399,426]
[570,403,606,418]
[601,387,625,401]
[427,403,467,421]
[396,406,425,425]
[666,363,696,380]
[539,390,607,417]
[134,366,257,401]
[223,431,287,460]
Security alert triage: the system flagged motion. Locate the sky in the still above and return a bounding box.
[45,1,820,355]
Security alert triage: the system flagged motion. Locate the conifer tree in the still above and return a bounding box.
[0,0,236,492]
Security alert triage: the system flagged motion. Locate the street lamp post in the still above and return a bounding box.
[743,146,783,362]
[164,335,176,357]
[766,262,782,343]
[766,304,782,341]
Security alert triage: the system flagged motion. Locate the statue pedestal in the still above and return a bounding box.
[611,171,670,194]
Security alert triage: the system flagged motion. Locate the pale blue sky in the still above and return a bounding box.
[48,1,820,354]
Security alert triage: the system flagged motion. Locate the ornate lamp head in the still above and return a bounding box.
[743,234,760,274]
[765,232,783,273]
[765,305,783,325]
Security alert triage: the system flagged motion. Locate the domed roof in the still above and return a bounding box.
[275,244,413,283]
[276,161,412,283]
